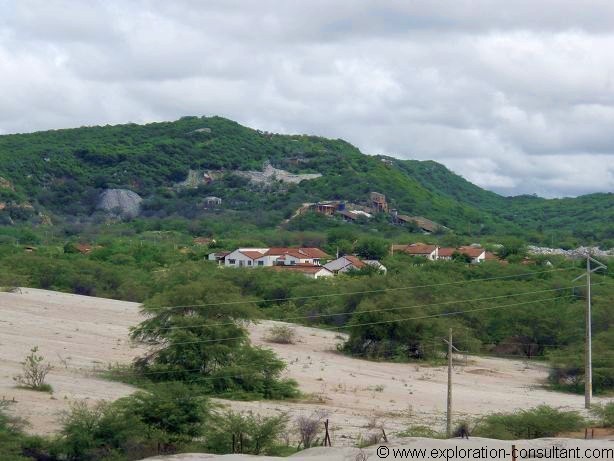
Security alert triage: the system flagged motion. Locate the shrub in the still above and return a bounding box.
[13,346,53,392]
[266,324,296,344]
[473,406,585,440]
[206,410,289,455]
[54,383,212,460]
[295,410,328,449]
[592,402,614,428]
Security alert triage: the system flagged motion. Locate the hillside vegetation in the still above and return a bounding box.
[0,116,612,246]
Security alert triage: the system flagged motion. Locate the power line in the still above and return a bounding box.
[137,295,572,347]
[132,283,592,334]
[141,267,578,311]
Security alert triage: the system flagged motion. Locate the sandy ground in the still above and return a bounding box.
[0,288,146,434]
[0,288,609,442]
[149,437,614,461]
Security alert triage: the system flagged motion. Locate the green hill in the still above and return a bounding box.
[0,116,611,246]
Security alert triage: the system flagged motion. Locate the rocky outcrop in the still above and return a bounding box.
[236,162,322,185]
[97,189,142,218]
[527,245,614,258]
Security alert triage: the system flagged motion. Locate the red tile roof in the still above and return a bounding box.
[344,255,366,268]
[457,246,486,258]
[437,247,455,257]
[404,244,437,255]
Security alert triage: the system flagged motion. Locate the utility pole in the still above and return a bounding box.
[573,255,607,409]
[585,257,592,409]
[446,328,453,437]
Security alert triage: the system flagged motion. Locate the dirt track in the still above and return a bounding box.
[0,288,606,441]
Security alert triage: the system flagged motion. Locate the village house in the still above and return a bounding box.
[324,255,387,274]
[436,247,455,261]
[219,247,329,268]
[457,246,487,263]
[394,243,438,260]
[207,251,230,264]
[256,247,329,267]
[392,243,500,264]
[223,248,268,267]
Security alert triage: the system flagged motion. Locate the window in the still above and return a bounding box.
[248,260,252,266]
[228,259,236,265]
[258,261,264,266]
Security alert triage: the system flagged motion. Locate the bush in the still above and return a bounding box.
[206,410,289,455]
[54,383,211,460]
[266,324,296,344]
[295,410,328,449]
[13,346,53,392]
[592,402,614,428]
[473,406,585,440]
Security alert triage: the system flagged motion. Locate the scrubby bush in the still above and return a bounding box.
[592,402,614,428]
[13,346,53,392]
[266,324,296,344]
[473,406,585,439]
[295,410,328,449]
[205,410,289,455]
[54,383,211,460]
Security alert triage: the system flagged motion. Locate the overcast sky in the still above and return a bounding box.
[1,1,614,197]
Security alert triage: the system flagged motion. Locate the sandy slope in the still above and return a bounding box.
[0,288,145,434]
[0,288,607,441]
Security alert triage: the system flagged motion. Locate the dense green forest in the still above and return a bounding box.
[0,116,612,247]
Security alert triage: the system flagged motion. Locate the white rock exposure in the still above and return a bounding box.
[97,188,143,218]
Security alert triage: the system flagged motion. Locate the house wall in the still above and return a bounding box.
[224,249,267,267]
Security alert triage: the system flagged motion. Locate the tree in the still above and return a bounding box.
[130,280,298,398]
[355,238,388,260]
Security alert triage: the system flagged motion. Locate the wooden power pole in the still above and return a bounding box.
[446,328,453,437]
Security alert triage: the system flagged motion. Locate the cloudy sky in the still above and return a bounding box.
[1,1,614,197]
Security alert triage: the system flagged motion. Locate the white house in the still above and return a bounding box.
[224,248,268,267]
[324,255,366,274]
[256,247,329,266]
[364,260,387,274]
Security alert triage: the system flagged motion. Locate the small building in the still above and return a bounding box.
[370,192,389,213]
[223,248,268,267]
[437,247,455,261]
[207,251,230,264]
[324,255,366,274]
[336,209,372,222]
[311,202,338,216]
[457,246,486,263]
[204,196,222,208]
[405,244,438,260]
[364,260,387,274]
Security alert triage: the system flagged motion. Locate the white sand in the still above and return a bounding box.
[0,288,609,442]
[149,437,614,461]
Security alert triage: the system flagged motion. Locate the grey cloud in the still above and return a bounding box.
[1,1,614,196]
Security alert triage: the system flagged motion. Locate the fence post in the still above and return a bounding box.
[232,433,236,453]
[512,444,517,461]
